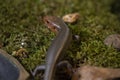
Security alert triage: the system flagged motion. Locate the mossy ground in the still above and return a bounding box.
[0,0,120,77]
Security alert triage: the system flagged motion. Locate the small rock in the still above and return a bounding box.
[62,13,80,23]
[104,34,120,50]
[74,35,80,40]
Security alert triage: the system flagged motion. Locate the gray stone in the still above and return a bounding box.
[104,34,120,50]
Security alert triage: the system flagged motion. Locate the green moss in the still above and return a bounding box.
[0,0,120,74]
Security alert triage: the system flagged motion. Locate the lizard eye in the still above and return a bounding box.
[46,20,50,24]
[45,20,50,24]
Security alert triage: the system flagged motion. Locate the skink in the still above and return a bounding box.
[44,16,72,80]
[32,16,72,80]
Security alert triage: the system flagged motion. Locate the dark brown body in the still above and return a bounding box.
[43,16,72,80]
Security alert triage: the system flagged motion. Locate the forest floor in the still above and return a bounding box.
[0,0,120,79]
